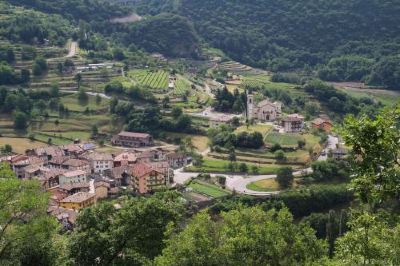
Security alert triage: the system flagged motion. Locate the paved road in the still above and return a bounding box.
[174,167,311,196]
[66,41,78,58]
[174,135,338,196]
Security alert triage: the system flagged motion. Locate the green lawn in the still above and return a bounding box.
[188,180,230,198]
[246,178,280,192]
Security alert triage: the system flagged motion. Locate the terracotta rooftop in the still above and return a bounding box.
[114,152,137,162]
[60,192,95,203]
[49,156,68,165]
[62,170,86,178]
[34,146,65,157]
[62,144,84,153]
[13,156,44,166]
[132,163,155,178]
[312,118,332,126]
[63,159,89,167]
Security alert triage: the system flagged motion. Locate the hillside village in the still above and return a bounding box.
[1,0,400,264]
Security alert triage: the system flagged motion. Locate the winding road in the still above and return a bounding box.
[174,135,339,196]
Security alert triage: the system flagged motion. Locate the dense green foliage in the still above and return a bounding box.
[180,0,400,70]
[68,192,184,265]
[343,106,400,206]
[212,87,246,113]
[208,125,264,150]
[124,14,200,58]
[134,0,400,87]
[311,159,350,183]
[276,167,294,189]
[303,80,380,118]
[156,207,326,265]
[0,163,59,266]
[0,1,72,45]
[7,0,127,22]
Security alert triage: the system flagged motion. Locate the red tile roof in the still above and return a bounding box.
[131,163,154,178]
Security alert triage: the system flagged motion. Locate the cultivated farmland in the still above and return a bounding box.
[128,69,169,90]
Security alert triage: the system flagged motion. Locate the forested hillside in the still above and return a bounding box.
[6,0,127,22]
[0,1,73,45]
[134,0,400,88]
[183,0,400,65]
[124,14,200,58]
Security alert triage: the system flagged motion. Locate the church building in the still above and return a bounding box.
[247,94,282,122]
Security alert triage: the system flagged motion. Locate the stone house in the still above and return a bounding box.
[282,114,305,133]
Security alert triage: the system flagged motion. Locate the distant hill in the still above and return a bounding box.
[124,14,200,58]
[6,0,128,22]
[132,0,400,87]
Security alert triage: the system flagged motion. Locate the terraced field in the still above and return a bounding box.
[129,69,168,90]
[174,76,191,96]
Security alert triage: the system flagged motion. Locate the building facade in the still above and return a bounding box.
[59,192,96,210]
[59,170,87,185]
[131,163,166,194]
[282,114,305,133]
[247,94,282,122]
[86,152,114,174]
[111,131,154,148]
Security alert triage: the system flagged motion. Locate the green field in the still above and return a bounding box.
[128,69,168,90]
[242,73,295,90]
[235,124,273,135]
[186,158,300,174]
[265,132,305,147]
[338,88,400,107]
[246,178,280,192]
[188,180,230,198]
[60,94,110,112]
